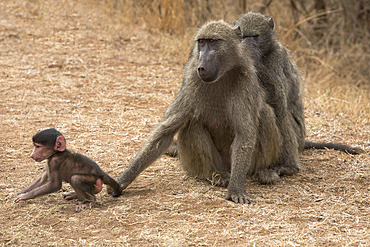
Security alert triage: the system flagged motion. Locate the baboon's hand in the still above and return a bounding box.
[106,185,118,195]
[111,190,121,197]
[14,193,29,203]
[113,174,131,191]
[106,185,121,197]
[226,188,252,204]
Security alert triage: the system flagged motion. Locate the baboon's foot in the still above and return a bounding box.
[208,172,230,187]
[62,192,78,200]
[274,166,300,177]
[75,201,96,212]
[253,169,280,184]
[165,143,179,157]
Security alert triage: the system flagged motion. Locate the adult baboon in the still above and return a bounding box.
[234,12,304,176]
[115,20,282,204]
[234,12,363,159]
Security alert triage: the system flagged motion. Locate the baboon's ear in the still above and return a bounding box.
[54,136,66,152]
[268,17,274,30]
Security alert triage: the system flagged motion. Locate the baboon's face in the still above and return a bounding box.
[30,143,55,162]
[194,21,240,83]
[235,13,275,55]
[196,38,222,83]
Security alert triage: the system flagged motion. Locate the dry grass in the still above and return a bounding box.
[0,0,369,246]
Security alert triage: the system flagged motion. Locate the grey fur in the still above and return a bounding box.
[234,12,305,176]
[116,20,283,204]
[234,12,363,158]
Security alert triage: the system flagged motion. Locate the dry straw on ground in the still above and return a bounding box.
[0,0,368,246]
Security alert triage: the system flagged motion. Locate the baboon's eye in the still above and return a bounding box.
[243,34,259,39]
[198,39,218,47]
[208,39,219,46]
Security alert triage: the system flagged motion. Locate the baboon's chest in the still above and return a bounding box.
[193,90,234,149]
[195,99,227,120]
[195,106,234,150]
[207,122,234,151]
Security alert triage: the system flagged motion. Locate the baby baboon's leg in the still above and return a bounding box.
[178,120,230,187]
[63,178,102,200]
[70,174,98,212]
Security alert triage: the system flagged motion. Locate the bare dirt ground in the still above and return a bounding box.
[0,0,369,246]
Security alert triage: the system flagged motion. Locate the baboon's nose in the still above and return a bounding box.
[198,66,205,72]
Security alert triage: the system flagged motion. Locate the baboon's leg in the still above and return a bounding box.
[69,174,97,212]
[291,108,306,152]
[178,120,230,187]
[251,106,281,184]
[276,115,301,176]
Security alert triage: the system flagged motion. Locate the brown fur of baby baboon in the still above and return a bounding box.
[7,128,121,212]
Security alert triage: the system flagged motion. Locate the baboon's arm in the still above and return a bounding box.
[15,166,62,201]
[116,92,191,189]
[16,170,49,195]
[226,121,257,204]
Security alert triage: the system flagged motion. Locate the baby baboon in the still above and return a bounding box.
[6,128,121,212]
[234,12,304,176]
[115,20,282,204]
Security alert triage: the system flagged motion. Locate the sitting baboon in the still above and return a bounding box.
[234,12,363,158]
[234,12,304,175]
[115,20,283,204]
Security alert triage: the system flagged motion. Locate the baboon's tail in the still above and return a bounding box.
[304,140,364,155]
[167,140,364,156]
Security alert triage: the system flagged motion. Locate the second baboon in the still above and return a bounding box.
[234,12,304,176]
[115,20,282,204]
[234,12,363,166]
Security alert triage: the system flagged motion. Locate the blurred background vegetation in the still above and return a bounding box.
[97,0,369,89]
